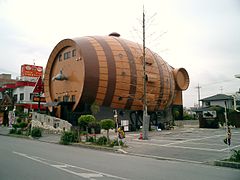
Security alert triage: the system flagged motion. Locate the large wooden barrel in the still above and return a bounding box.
[44,35,189,112]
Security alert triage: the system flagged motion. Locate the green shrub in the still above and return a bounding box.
[78,115,96,130]
[119,140,124,146]
[229,149,240,162]
[78,115,96,141]
[110,139,119,147]
[19,122,28,129]
[31,127,42,138]
[110,139,124,147]
[94,122,101,134]
[183,113,194,120]
[17,129,22,135]
[60,131,76,145]
[96,136,107,145]
[89,121,101,134]
[87,136,96,143]
[16,117,22,123]
[100,119,115,142]
[12,124,19,129]
[109,139,125,147]
[9,128,17,134]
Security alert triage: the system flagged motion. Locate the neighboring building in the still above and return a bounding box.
[0,73,12,80]
[200,94,239,110]
[192,93,240,128]
[0,64,46,113]
[0,74,16,100]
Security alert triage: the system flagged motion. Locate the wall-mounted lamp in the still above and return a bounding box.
[52,68,68,81]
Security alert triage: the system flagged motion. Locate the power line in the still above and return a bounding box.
[200,79,236,87]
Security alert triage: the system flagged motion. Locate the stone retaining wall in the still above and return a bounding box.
[31,112,72,133]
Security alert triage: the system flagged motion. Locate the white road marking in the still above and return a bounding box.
[163,145,223,152]
[13,151,130,180]
[129,141,223,152]
[133,134,224,145]
[128,153,204,164]
[129,134,232,152]
[219,144,240,152]
[175,141,227,146]
[162,134,224,146]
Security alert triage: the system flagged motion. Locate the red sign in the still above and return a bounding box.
[33,76,44,93]
[33,96,46,102]
[21,64,43,77]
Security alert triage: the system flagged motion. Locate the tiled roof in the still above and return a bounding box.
[200,94,233,101]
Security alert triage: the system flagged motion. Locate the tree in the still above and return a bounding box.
[100,119,115,142]
[78,115,96,141]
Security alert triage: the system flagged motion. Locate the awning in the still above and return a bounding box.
[15,103,46,110]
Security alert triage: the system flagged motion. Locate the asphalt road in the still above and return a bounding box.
[0,135,239,180]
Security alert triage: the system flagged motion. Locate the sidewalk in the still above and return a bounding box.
[0,126,61,144]
[0,126,11,135]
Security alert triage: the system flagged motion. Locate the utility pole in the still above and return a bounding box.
[142,7,149,140]
[195,83,201,108]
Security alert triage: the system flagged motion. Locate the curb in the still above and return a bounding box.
[71,143,128,154]
[72,143,114,152]
[213,160,240,169]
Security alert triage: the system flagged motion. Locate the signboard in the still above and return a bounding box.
[21,64,43,77]
[203,111,217,118]
[33,96,46,102]
[33,76,44,93]
[121,120,129,132]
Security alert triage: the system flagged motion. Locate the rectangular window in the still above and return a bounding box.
[63,95,69,102]
[30,93,34,101]
[57,96,61,102]
[58,54,62,61]
[205,101,210,106]
[72,95,76,102]
[72,49,76,57]
[20,93,24,101]
[64,51,71,60]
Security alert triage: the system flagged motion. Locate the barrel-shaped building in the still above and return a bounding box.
[44,34,189,127]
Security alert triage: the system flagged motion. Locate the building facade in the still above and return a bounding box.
[44,34,190,128]
[0,64,45,113]
[200,94,239,110]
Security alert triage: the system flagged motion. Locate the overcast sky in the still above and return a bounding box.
[0,0,240,108]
